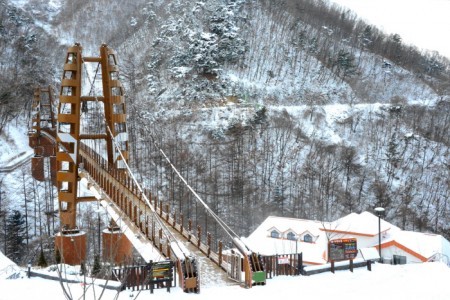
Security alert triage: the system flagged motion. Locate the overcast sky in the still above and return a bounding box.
[330,0,450,59]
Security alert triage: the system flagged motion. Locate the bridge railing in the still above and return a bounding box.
[79,143,227,271]
[158,205,226,270]
[79,144,171,258]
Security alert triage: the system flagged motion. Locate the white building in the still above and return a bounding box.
[244,212,450,266]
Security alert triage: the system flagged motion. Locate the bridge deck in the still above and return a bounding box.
[168,226,236,287]
[79,147,236,287]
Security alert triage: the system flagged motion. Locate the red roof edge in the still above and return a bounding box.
[376,240,427,262]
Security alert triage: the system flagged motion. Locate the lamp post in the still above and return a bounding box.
[375,207,385,262]
[27,262,31,278]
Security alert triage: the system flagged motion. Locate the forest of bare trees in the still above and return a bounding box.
[0,0,449,266]
[124,98,448,244]
[115,0,449,243]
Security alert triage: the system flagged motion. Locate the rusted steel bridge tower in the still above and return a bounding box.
[28,86,57,183]
[55,43,130,265]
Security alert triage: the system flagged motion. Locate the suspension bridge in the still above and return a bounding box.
[27,43,266,293]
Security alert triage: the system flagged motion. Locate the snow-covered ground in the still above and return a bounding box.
[0,120,30,167]
[1,250,450,300]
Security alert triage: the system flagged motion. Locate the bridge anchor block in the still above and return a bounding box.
[55,231,87,266]
[102,227,133,265]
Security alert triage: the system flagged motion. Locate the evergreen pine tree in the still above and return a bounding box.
[37,248,47,267]
[251,106,267,125]
[55,248,61,264]
[5,210,26,263]
[91,254,102,277]
[80,261,86,275]
[335,50,356,79]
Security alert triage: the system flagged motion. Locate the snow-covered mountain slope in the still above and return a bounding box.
[1,0,448,246]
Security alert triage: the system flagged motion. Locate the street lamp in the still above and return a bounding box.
[27,262,31,278]
[375,207,385,262]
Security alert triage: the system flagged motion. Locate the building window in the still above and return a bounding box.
[393,255,407,265]
[304,234,313,243]
[270,230,280,238]
[287,232,296,241]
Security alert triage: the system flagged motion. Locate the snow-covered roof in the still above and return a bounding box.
[0,251,20,280]
[245,216,329,264]
[242,235,327,265]
[326,211,399,237]
[382,231,450,261]
[245,212,450,265]
[359,247,380,261]
[0,251,16,270]
[248,216,326,240]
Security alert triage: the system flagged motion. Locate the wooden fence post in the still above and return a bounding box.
[219,241,223,266]
[188,219,192,241]
[298,253,303,275]
[159,228,163,252]
[275,254,278,276]
[207,232,211,257]
[197,225,201,248]
[151,220,155,242]
[180,214,184,234]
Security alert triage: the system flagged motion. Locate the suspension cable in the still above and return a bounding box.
[151,136,242,242]
[82,52,253,257]
[145,127,254,255]
[104,125,165,227]
[84,61,101,99]
[81,61,191,259]
[104,120,192,257]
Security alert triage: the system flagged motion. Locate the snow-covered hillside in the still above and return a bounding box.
[115,0,449,239]
[0,0,449,270]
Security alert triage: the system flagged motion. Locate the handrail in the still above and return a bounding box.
[427,253,450,266]
[79,144,225,268]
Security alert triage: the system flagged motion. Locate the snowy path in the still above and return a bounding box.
[0,150,33,173]
[167,228,237,288]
